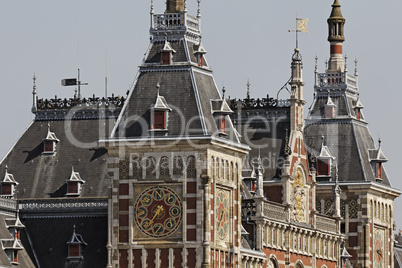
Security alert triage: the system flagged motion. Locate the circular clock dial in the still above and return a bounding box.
[134,186,182,238]
[215,189,230,240]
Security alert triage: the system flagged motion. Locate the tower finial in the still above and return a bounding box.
[325,59,328,71]
[315,56,318,73]
[327,0,346,72]
[222,87,226,100]
[321,135,325,147]
[378,138,382,148]
[150,0,154,14]
[32,74,38,113]
[344,54,348,73]
[354,58,359,76]
[156,82,160,96]
[246,79,251,99]
[197,0,201,18]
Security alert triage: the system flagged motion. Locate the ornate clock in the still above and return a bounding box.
[134,186,183,239]
[374,228,385,268]
[215,189,230,241]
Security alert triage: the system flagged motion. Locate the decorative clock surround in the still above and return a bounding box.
[134,185,183,239]
[215,188,230,242]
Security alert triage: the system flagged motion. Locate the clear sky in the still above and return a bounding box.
[1,0,402,227]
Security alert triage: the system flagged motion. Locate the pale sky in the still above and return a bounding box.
[1,1,402,227]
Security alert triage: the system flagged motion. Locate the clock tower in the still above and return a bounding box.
[103,1,248,267]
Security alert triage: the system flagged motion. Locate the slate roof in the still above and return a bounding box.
[304,119,391,186]
[231,106,290,179]
[0,215,35,268]
[21,216,107,268]
[0,118,114,199]
[113,39,240,144]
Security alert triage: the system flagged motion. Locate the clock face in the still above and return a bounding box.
[215,189,230,241]
[374,228,385,268]
[134,186,183,238]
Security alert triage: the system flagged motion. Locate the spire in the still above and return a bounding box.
[197,0,201,18]
[246,79,251,99]
[327,0,346,72]
[222,87,226,100]
[150,0,154,14]
[32,74,38,113]
[354,58,359,76]
[166,0,185,14]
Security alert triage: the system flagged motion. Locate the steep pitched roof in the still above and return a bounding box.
[0,118,114,199]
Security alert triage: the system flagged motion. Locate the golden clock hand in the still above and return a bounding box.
[149,205,164,226]
[219,210,225,226]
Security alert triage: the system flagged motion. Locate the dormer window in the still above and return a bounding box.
[149,83,172,135]
[354,99,364,120]
[42,124,60,155]
[160,38,176,65]
[212,87,233,136]
[368,139,387,182]
[1,166,18,197]
[194,41,207,67]
[67,225,87,262]
[315,136,335,178]
[324,93,336,119]
[66,167,85,196]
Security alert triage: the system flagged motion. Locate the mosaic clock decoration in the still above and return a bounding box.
[134,186,183,239]
[374,228,385,268]
[215,189,230,241]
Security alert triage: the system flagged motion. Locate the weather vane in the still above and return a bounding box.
[288,16,308,49]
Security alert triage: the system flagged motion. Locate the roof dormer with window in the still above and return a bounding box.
[316,137,335,179]
[66,225,87,262]
[43,124,60,155]
[211,87,233,136]
[1,166,18,198]
[66,167,85,197]
[160,36,176,65]
[149,83,172,136]
[353,98,364,120]
[194,39,207,67]
[368,139,388,182]
[324,93,336,119]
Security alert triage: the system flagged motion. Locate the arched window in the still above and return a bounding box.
[295,261,304,268]
[173,156,183,175]
[187,156,196,178]
[160,156,169,177]
[146,157,156,177]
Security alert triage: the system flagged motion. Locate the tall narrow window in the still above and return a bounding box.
[356,108,361,120]
[220,115,227,133]
[376,162,382,179]
[198,54,203,67]
[12,251,18,263]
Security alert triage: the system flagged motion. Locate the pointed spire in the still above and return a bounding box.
[150,0,154,14]
[32,74,38,113]
[222,87,226,100]
[329,0,344,20]
[378,138,382,148]
[354,58,359,76]
[344,54,348,73]
[197,0,201,18]
[315,56,318,73]
[246,80,251,99]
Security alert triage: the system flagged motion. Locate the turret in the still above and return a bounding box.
[327,0,346,72]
